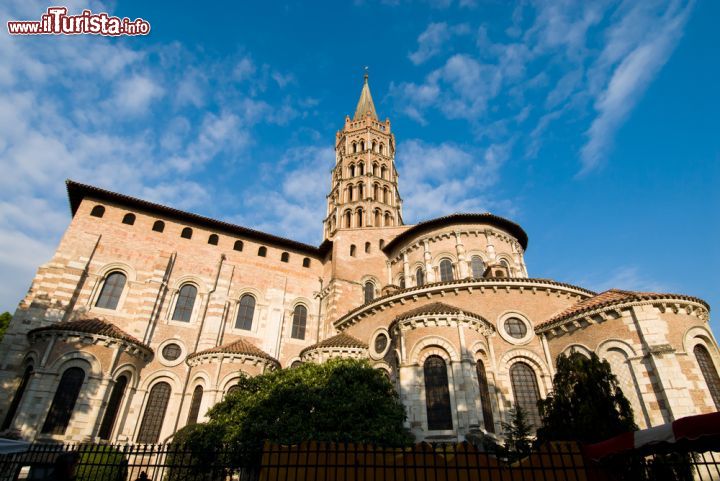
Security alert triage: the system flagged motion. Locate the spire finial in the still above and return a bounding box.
[363,66,369,83]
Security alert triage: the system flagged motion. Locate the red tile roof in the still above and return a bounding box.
[29,318,149,349]
[394,301,489,324]
[300,333,367,356]
[188,338,279,365]
[537,289,710,331]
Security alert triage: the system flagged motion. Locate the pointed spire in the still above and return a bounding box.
[353,71,378,121]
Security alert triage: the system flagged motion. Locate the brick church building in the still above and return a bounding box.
[0,76,717,444]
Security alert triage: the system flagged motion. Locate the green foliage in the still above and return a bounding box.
[0,312,11,343]
[76,445,127,481]
[537,352,637,444]
[501,405,533,461]
[173,359,413,469]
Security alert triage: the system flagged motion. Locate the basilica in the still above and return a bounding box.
[0,76,717,444]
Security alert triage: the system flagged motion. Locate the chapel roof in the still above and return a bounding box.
[28,317,150,350]
[537,288,710,331]
[393,301,491,325]
[300,333,368,356]
[382,213,528,253]
[187,338,279,365]
[353,73,378,121]
[66,180,332,257]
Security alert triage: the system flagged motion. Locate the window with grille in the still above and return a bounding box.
[510,362,541,429]
[172,285,197,322]
[291,305,307,340]
[96,272,126,310]
[235,295,256,330]
[416,268,425,287]
[439,259,454,282]
[364,282,374,303]
[424,356,453,430]
[504,318,527,339]
[161,343,182,361]
[2,365,33,431]
[476,359,495,433]
[98,374,128,440]
[41,367,85,435]
[471,256,485,278]
[695,345,720,409]
[186,385,203,425]
[137,382,171,443]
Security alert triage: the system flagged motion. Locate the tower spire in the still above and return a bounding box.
[353,70,378,121]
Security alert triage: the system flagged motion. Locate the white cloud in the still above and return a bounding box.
[408,22,470,65]
[111,74,165,116]
[586,266,674,294]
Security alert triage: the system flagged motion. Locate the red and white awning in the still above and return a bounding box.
[583,412,720,460]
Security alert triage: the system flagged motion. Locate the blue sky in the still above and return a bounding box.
[1,0,718,327]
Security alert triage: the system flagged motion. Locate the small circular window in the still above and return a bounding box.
[374,333,388,353]
[504,318,527,339]
[162,343,182,361]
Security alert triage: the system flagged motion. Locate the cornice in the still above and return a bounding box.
[28,329,153,362]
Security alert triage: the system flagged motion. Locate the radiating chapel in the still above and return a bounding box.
[1,75,718,444]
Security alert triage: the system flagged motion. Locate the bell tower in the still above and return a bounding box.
[324,74,403,239]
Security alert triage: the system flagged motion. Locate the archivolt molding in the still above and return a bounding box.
[408,336,459,365]
[498,348,550,379]
[334,278,594,331]
[188,370,212,389]
[46,350,103,379]
[95,262,138,283]
[684,326,719,356]
[218,371,247,392]
[111,363,141,388]
[138,370,183,392]
[171,275,208,294]
[468,340,490,359]
[561,343,594,358]
[300,346,368,363]
[597,339,637,360]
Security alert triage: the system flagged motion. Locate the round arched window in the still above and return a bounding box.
[374,333,388,353]
[504,317,527,339]
[162,343,182,361]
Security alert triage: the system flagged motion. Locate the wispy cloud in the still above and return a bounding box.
[408,22,470,65]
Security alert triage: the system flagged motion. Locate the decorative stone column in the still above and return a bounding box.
[402,251,411,287]
[423,240,435,283]
[454,231,469,279]
[484,230,497,262]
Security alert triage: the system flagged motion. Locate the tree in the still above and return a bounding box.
[537,352,636,444]
[172,358,413,470]
[501,405,533,461]
[0,312,11,343]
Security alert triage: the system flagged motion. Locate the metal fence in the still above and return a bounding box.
[0,441,719,481]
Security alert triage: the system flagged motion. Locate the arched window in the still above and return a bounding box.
[374,209,381,226]
[373,184,379,200]
[348,184,354,201]
[350,244,356,257]
[365,242,371,253]
[424,356,453,430]
[226,385,241,397]
[384,212,392,226]
[416,268,425,287]
[352,142,357,153]
[208,234,219,245]
[500,259,511,276]
[41,367,85,434]
[344,210,352,228]
[233,240,244,251]
[358,183,364,199]
[383,187,389,203]
[359,162,365,175]
[181,227,193,239]
[381,165,387,179]
[187,385,203,425]
[137,382,171,443]
[302,258,311,268]
[235,295,256,330]
[281,252,289,263]
[172,284,197,322]
[694,345,720,409]
[290,361,303,369]
[96,272,126,310]
[90,205,105,218]
[2,365,33,431]
[360,141,365,151]
[98,374,128,440]
[399,276,406,289]
[470,256,485,278]
[349,164,356,177]
[258,246,267,257]
[364,281,374,303]
[371,141,376,152]
[379,143,384,155]
[356,209,363,227]
[291,305,307,340]
[122,213,136,225]
[373,164,378,176]
[439,259,454,282]
[152,220,165,232]
[476,359,494,433]
[510,362,541,429]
